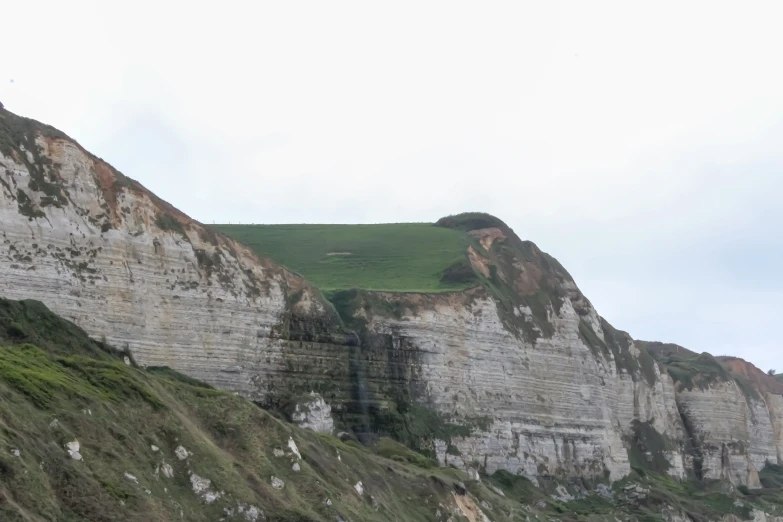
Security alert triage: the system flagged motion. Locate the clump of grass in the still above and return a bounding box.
[0,344,163,409]
[622,471,756,522]
[375,437,437,469]
[759,462,783,488]
[661,352,730,391]
[601,319,659,386]
[0,297,120,359]
[154,213,186,236]
[486,470,540,502]
[439,259,477,285]
[626,420,672,473]
[193,248,222,277]
[15,189,45,220]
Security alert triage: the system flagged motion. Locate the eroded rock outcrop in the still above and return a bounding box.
[653,352,783,487]
[291,392,335,434]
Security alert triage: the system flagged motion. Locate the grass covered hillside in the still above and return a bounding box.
[214,223,476,292]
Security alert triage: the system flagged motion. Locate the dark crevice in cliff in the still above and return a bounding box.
[677,398,705,481]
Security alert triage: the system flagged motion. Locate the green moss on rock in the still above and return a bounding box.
[601,319,659,386]
[15,189,45,220]
[659,352,730,391]
[626,420,673,473]
[154,213,186,237]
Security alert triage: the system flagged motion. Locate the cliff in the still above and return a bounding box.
[0,106,354,404]
[1,105,781,492]
[5,296,783,522]
[324,221,686,483]
[645,347,783,488]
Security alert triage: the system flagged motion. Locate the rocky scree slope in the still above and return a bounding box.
[3,297,783,522]
[1,106,781,491]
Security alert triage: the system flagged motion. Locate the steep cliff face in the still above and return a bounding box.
[646,347,783,487]
[0,107,353,404]
[2,107,781,490]
[328,222,687,483]
[324,220,783,487]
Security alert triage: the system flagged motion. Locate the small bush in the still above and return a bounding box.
[155,213,186,236]
[439,260,477,284]
[16,189,45,219]
[435,212,509,232]
[375,437,437,469]
[664,352,729,391]
[6,322,26,339]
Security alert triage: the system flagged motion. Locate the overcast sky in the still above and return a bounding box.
[2,1,781,372]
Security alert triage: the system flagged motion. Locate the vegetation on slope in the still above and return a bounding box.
[435,212,511,232]
[645,346,766,399]
[214,223,476,292]
[0,298,491,521]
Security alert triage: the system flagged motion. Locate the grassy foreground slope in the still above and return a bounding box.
[214,223,474,292]
[0,298,495,521]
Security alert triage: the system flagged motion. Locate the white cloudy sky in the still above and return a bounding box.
[2,1,781,372]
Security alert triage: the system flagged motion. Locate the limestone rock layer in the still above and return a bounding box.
[0,108,352,403]
[1,107,781,486]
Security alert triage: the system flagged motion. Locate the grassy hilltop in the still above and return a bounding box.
[214,222,475,292]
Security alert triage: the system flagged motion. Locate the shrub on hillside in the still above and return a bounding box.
[434,212,509,232]
[439,260,477,285]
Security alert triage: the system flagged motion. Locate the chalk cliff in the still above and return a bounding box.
[0,106,353,402]
[1,105,780,487]
[330,225,686,483]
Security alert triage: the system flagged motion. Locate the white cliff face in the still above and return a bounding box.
[3,111,782,488]
[0,128,345,402]
[765,393,783,463]
[613,355,687,478]
[362,291,682,482]
[352,227,783,484]
[677,381,781,487]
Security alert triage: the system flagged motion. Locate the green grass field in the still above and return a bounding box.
[214,223,475,292]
